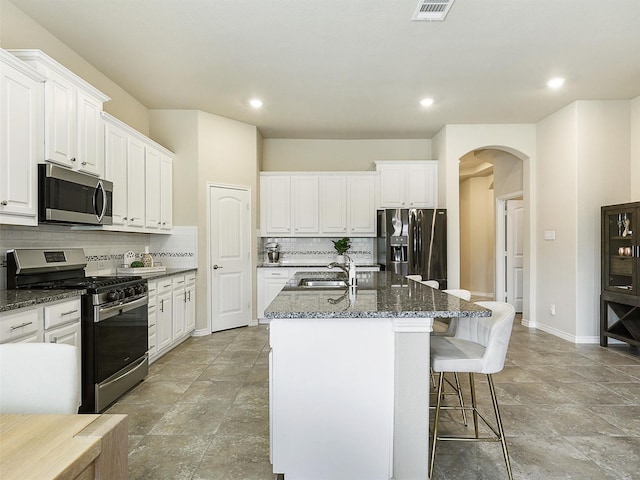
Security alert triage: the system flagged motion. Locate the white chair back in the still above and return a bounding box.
[421,280,439,289]
[0,343,80,414]
[443,289,471,301]
[454,301,515,374]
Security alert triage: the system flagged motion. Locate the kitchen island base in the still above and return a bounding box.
[269,316,432,480]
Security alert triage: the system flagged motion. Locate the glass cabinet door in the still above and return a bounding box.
[603,207,637,295]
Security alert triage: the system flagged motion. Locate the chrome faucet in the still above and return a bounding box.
[327,262,349,277]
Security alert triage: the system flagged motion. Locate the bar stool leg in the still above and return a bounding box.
[487,374,513,480]
[453,372,467,426]
[429,372,445,479]
[469,373,479,438]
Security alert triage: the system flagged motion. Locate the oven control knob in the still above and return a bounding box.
[107,290,119,302]
[136,284,146,294]
[126,287,136,297]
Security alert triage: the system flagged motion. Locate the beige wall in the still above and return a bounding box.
[0,0,149,134]
[149,110,260,331]
[493,152,523,197]
[262,139,432,171]
[631,96,640,199]
[536,101,631,341]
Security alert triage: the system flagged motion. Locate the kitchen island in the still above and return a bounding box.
[265,271,490,480]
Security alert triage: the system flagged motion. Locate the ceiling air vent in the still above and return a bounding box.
[412,0,455,21]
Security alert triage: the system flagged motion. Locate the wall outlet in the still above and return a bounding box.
[549,304,556,315]
[98,261,106,270]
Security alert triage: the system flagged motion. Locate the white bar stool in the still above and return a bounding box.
[429,301,516,480]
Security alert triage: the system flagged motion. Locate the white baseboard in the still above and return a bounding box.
[192,328,210,337]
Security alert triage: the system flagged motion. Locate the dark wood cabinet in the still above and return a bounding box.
[601,202,640,347]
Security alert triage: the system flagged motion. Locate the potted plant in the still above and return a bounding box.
[332,237,351,264]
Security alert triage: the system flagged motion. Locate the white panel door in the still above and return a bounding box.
[104,123,128,225]
[261,175,291,234]
[291,175,319,234]
[76,90,103,177]
[44,72,75,167]
[145,146,162,229]
[127,136,146,227]
[348,175,376,235]
[210,185,251,332]
[506,199,524,312]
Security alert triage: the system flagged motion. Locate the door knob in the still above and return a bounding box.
[212,265,223,270]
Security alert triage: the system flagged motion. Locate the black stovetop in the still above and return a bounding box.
[23,275,144,292]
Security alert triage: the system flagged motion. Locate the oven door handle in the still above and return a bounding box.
[97,296,148,322]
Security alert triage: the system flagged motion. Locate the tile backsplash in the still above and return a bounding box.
[0,225,198,289]
[259,237,375,265]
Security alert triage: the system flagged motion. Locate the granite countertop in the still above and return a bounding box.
[0,289,86,313]
[258,263,380,269]
[264,271,491,319]
[0,268,197,313]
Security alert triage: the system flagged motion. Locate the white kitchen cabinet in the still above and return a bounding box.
[184,273,196,332]
[103,112,174,234]
[319,175,348,234]
[260,175,291,235]
[257,268,293,319]
[145,146,162,229]
[376,161,438,208]
[147,280,158,362]
[172,275,186,339]
[160,154,173,231]
[0,50,45,226]
[291,176,319,234]
[0,306,41,343]
[348,174,377,235]
[157,279,173,351]
[260,172,378,237]
[9,50,109,178]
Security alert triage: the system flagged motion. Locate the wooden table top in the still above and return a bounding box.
[0,414,117,480]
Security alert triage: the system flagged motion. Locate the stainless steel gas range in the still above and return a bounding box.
[7,248,149,413]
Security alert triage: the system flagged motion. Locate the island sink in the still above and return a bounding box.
[297,278,348,288]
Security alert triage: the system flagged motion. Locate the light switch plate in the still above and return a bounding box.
[544,230,556,240]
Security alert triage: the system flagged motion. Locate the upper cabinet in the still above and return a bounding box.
[260,172,377,237]
[375,161,438,208]
[103,112,173,234]
[9,50,110,178]
[0,50,45,227]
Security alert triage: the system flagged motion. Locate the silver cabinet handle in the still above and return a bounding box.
[188,291,191,301]
[10,321,33,331]
[61,309,78,316]
[0,200,7,206]
[184,291,187,302]
[82,161,87,166]
[212,265,223,270]
[149,323,156,328]
[71,157,76,162]
[160,298,164,312]
[123,217,128,220]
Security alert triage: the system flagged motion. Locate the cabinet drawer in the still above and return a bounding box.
[263,269,291,279]
[185,272,196,284]
[148,333,157,355]
[44,298,81,329]
[157,278,174,293]
[43,321,81,345]
[147,280,158,295]
[172,275,186,289]
[0,308,40,343]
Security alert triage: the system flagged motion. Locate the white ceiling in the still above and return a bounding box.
[8,0,640,139]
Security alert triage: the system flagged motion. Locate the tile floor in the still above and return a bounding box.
[108,319,640,480]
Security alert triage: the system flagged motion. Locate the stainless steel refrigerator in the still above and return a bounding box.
[377,208,447,288]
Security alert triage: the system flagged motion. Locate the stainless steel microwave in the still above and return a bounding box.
[38,163,113,225]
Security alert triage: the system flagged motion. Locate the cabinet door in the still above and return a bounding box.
[0,61,42,224]
[104,123,129,225]
[292,176,319,234]
[157,290,173,350]
[406,163,436,208]
[127,136,146,227]
[147,281,158,361]
[44,71,76,167]
[261,176,291,234]
[76,90,104,177]
[160,154,173,230]
[172,288,186,339]
[185,281,196,332]
[602,206,638,295]
[320,176,348,234]
[44,321,81,347]
[257,269,291,319]
[145,146,162,229]
[348,175,376,235]
[378,165,406,208]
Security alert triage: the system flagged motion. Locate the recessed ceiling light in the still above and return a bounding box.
[546,77,565,89]
[420,98,434,107]
[249,98,263,109]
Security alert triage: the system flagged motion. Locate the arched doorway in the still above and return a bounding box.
[458,148,524,311]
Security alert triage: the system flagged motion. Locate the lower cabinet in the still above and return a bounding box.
[147,272,197,364]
